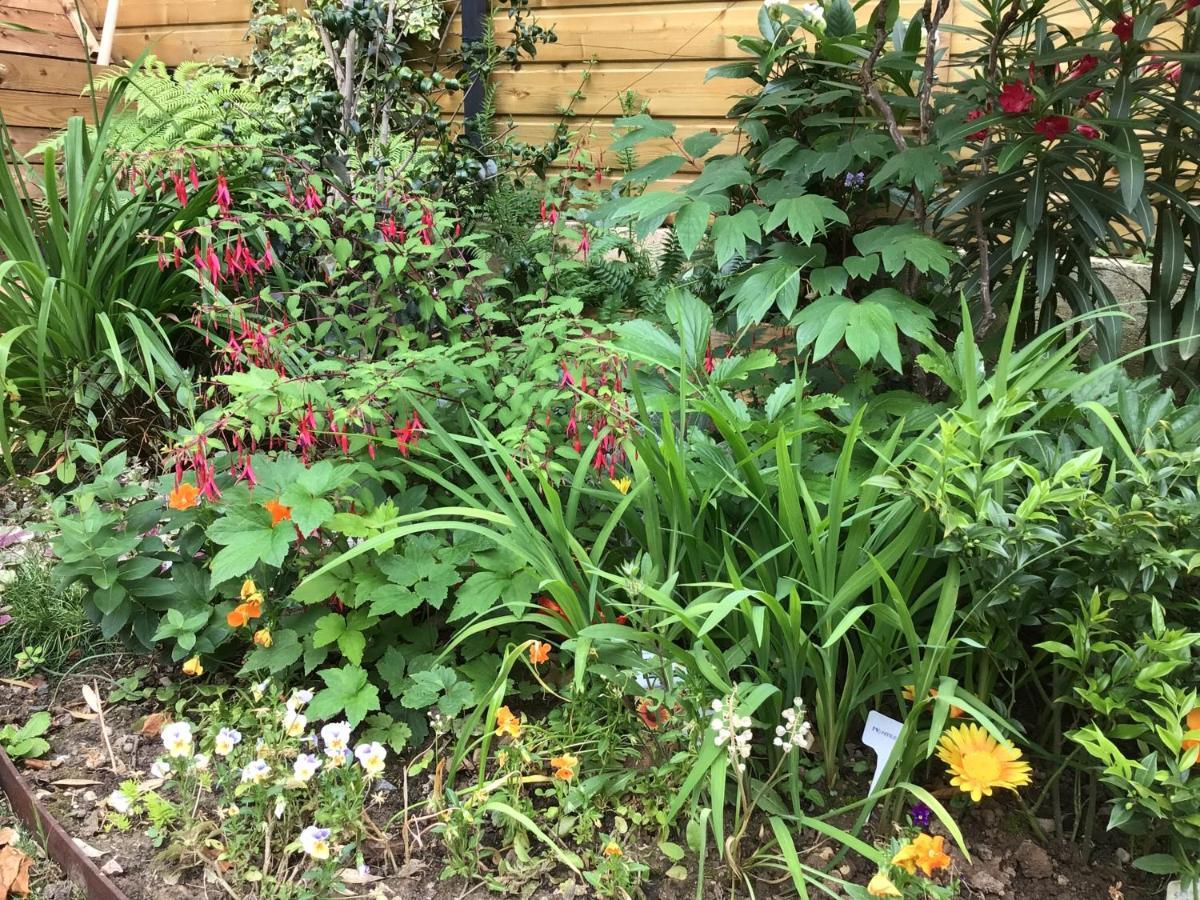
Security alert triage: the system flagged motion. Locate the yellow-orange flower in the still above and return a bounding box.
[253,628,273,648]
[182,655,204,677]
[167,482,200,510]
[241,579,263,602]
[495,705,521,739]
[610,477,632,495]
[937,723,1031,802]
[603,841,621,857]
[902,684,964,718]
[264,498,292,526]
[891,833,951,877]
[867,871,902,897]
[1182,709,1200,764]
[551,754,578,781]
[227,597,262,628]
[529,641,551,666]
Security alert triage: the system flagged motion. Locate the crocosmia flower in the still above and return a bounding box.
[162,722,194,758]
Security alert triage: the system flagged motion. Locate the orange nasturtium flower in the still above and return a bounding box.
[227,579,265,628]
[167,482,201,510]
[253,628,273,648]
[264,498,292,526]
[495,705,521,739]
[902,684,964,718]
[182,655,204,677]
[551,754,579,781]
[529,641,551,666]
[602,840,622,857]
[891,833,951,877]
[1182,709,1200,764]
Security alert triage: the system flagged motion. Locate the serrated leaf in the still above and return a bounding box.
[674,200,710,258]
[307,665,380,726]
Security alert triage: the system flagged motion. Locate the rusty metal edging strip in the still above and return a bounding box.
[0,745,131,900]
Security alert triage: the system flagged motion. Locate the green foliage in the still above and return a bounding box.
[0,560,99,673]
[0,711,51,760]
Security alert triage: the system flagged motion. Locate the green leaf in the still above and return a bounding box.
[712,208,762,267]
[674,200,710,258]
[824,0,856,37]
[207,505,292,586]
[307,664,380,726]
[376,646,407,694]
[730,261,801,326]
[611,114,676,151]
[763,195,848,245]
[312,613,347,648]
[682,131,723,159]
[853,225,955,277]
[242,629,304,673]
[1132,854,1180,875]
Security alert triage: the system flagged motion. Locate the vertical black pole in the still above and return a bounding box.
[462,0,486,146]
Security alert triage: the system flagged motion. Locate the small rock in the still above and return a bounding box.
[966,866,1008,896]
[1056,875,1069,886]
[42,882,75,900]
[100,858,124,876]
[1115,847,1131,866]
[1015,839,1054,880]
[120,737,135,753]
[82,790,97,803]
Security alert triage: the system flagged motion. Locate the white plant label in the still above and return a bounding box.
[1167,879,1198,900]
[863,710,903,795]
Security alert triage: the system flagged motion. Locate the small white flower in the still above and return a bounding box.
[192,753,210,771]
[161,722,194,758]
[251,679,271,701]
[149,759,172,779]
[214,728,242,756]
[286,689,314,712]
[274,796,286,820]
[282,710,307,739]
[354,742,387,778]
[107,790,132,814]
[241,760,271,784]
[293,753,322,783]
[324,747,352,768]
[299,825,332,860]
[321,722,352,753]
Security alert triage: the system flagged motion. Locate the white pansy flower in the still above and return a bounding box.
[214,728,242,756]
[299,825,332,860]
[252,679,271,701]
[283,710,307,739]
[293,753,321,783]
[274,796,286,820]
[320,722,351,753]
[240,759,271,784]
[192,753,210,770]
[354,742,387,778]
[161,722,194,758]
[286,689,314,712]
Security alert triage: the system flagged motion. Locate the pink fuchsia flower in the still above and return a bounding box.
[1033,115,1071,142]
[1067,54,1099,79]
[1112,14,1134,42]
[215,174,232,215]
[578,227,590,259]
[998,81,1035,115]
[965,108,989,141]
[1075,123,1101,139]
[302,183,323,211]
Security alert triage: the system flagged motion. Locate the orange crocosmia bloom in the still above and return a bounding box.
[1182,709,1200,763]
[891,833,951,877]
[495,705,521,739]
[264,498,292,526]
[551,754,579,780]
[167,482,200,510]
[902,684,964,719]
[226,597,263,628]
[529,641,551,666]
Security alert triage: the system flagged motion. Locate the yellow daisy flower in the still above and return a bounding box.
[937,723,1031,802]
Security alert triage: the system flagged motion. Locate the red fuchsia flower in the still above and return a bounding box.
[170,171,188,205]
[703,338,715,375]
[578,227,590,259]
[559,360,575,388]
[1067,54,1099,79]
[380,216,400,242]
[1033,115,1071,142]
[540,200,560,226]
[1112,13,1134,42]
[285,179,299,207]
[392,412,423,456]
[998,81,1036,115]
[188,161,199,191]
[215,173,232,215]
[420,208,434,245]
[1075,123,1101,139]
[965,108,989,141]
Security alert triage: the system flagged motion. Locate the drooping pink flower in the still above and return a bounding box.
[1074,123,1101,139]
[703,339,715,375]
[578,227,590,259]
[215,173,232,215]
[1033,115,1071,142]
[303,184,323,211]
[998,81,1036,115]
[380,216,399,242]
[188,161,199,191]
[171,171,188,205]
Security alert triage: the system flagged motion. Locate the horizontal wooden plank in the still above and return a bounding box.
[4,123,52,154]
[111,23,249,64]
[0,4,79,35]
[503,114,738,172]
[0,51,97,93]
[0,19,89,57]
[7,0,69,14]
[88,0,250,27]
[0,87,94,125]
[493,61,748,118]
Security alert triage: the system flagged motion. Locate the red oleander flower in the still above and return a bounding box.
[1067,54,1098,78]
[1112,13,1134,42]
[965,108,989,141]
[1033,115,1070,142]
[998,81,1035,115]
[1075,123,1101,139]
